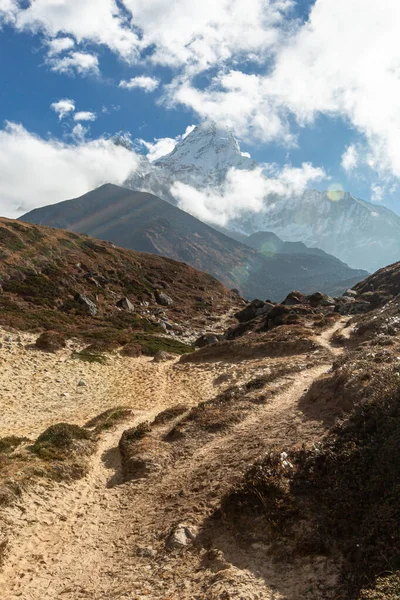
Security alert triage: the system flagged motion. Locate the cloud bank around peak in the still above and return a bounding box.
[0,122,137,218]
[171,163,326,227]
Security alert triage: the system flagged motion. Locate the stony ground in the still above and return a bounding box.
[0,319,350,600]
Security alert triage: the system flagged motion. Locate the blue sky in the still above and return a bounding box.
[0,0,399,218]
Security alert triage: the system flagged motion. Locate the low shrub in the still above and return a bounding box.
[85,407,132,432]
[32,423,92,461]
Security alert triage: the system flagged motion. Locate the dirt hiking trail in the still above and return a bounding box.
[0,319,349,600]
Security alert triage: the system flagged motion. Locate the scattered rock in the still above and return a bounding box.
[282,291,306,306]
[152,351,174,363]
[74,293,97,316]
[166,523,197,550]
[195,333,219,348]
[235,299,274,323]
[135,545,157,558]
[306,292,335,307]
[116,297,135,311]
[345,289,358,298]
[77,380,87,387]
[155,291,173,307]
[336,296,371,315]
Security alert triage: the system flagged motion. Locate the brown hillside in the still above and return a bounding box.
[0,217,239,350]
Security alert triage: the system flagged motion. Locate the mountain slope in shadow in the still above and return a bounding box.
[21,184,367,301]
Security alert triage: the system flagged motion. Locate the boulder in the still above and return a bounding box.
[153,350,174,362]
[235,299,274,323]
[336,296,371,315]
[74,293,97,316]
[344,289,358,298]
[155,291,174,307]
[166,524,197,550]
[282,291,306,306]
[116,297,135,311]
[195,333,219,348]
[306,292,336,307]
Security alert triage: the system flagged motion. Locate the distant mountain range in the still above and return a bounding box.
[21,184,367,301]
[124,122,400,273]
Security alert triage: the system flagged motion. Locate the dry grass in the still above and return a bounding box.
[180,325,318,364]
[84,407,133,432]
[222,345,400,599]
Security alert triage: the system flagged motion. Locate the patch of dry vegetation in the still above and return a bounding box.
[0,423,97,508]
[180,325,319,364]
[119,422,169,481]
[0,217,238,353]
[84,407,133,432]
[222,345,400,599]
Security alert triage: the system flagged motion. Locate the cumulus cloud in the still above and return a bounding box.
[119,76,160,92]
[137,125,196,162]
[13,0,139,60]
[167,70,295,145]
[2,0,295,80]
[0,0,17,24]
[51,98,75,120]
[70,123,88,141]
[74,111,96,122]
[0,122,138,218]
[341,145,359,172]
[46,36,75,56]
[122,0,294,72]
[48,51,99,76]
[172,162,326,226]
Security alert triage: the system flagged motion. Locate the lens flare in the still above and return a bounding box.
[327,184,345,202]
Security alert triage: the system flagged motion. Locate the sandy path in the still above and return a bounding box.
[0,328,224,439]
[0,320,347,600]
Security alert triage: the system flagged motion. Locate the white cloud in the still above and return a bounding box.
[137,125,196,162]
[51,98,75,120]
[371,184,384,203]
[0,0,17,24]
[3,0,295,79]
[341,145,359,172]
[167,70,295,145]
[125,0,294,72]
[74,111,96,122]
[48,51,99,76]
[0,122,138,218]
[172,162,326,226]
[70,123,88,141]
[138,137,176,162]
[14,0,139,60]
[119,76,160,92]
[47,36,75,56]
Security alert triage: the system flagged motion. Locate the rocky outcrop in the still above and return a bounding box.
[116,297,135,311]
[74,293,97,316]
[155,291,174,307]
[235,300,274,323]
[195,334,219,348]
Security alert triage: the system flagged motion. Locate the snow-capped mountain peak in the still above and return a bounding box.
[154,121,257,187]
